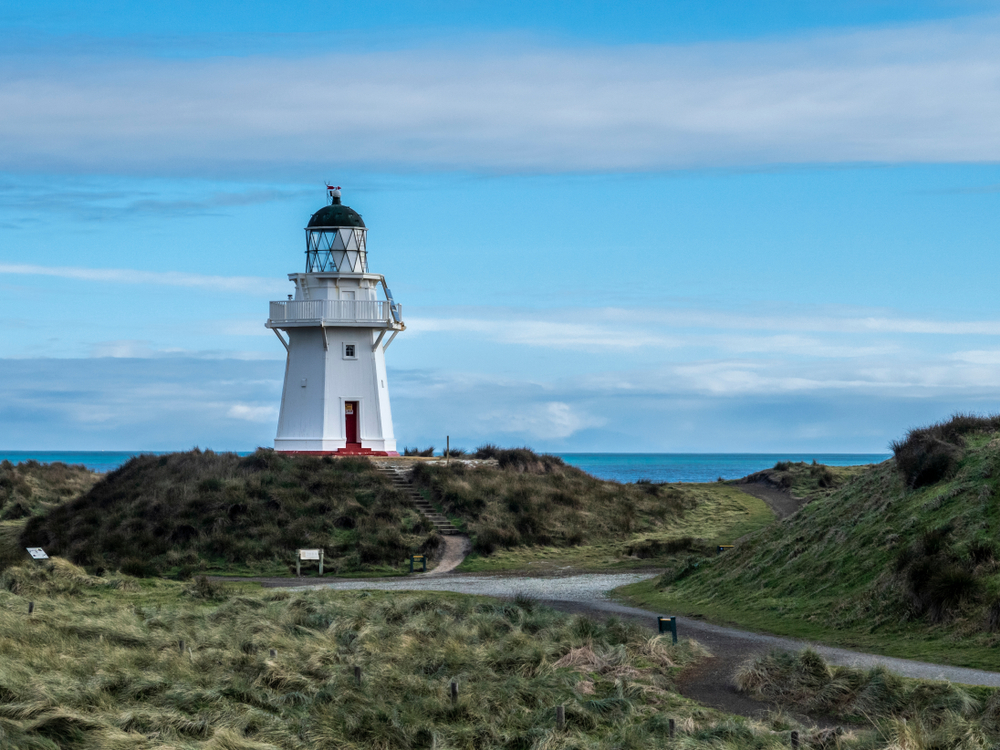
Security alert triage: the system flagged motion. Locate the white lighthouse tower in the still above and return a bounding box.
[266,187,404,455]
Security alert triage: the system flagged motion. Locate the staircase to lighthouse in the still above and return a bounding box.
[267,187,405,456]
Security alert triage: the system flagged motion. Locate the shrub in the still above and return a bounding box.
[894,526,982,622]
[402,446,434,457]
[892,413,1000,488]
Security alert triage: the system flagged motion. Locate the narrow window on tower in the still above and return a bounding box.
[343,343,357,360]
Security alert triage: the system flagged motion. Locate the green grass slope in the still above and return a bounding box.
[618,416,1000,669]
[735,460,871,500]
[411,448,773,573]
[18,450,436,577]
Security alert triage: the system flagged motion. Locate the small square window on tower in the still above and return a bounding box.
[343,343,357,359]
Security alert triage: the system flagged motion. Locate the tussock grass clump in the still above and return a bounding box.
[402,447,435,457]
[892,413,1000,488]
[736,649,991,734]
[411,448,700,555]
[19,449,436,577]
[0,459,97,521]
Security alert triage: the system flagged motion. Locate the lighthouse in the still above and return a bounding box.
[266,187,404,455]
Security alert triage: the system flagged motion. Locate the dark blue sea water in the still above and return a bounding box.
[555,453,890,484]
[0,450,890,483]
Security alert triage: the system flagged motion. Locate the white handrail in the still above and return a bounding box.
[269,299,400,324]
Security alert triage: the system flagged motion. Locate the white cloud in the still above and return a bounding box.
[2,19,1000,175]
[476,400,605,440]
[0,263,285,295]
[227,403,279,423]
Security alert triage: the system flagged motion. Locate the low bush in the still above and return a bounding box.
[736,648,987,729]
[894,526,982,622]
[402,446,435,457]
[411,448,698,555]
[891,413,1000,488]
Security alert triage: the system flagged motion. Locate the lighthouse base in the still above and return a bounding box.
[279,447,400,457]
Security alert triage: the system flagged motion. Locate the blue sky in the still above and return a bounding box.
[2,0,1000,452]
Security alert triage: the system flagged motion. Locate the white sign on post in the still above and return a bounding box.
[26,548,49,560]
[299,549,321,561]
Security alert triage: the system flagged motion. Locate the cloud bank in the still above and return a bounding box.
[0,263,285,295]
[2,19,1000,175]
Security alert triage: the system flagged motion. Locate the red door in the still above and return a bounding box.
[345,401,359,445]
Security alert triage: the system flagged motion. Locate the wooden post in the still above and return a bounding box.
[318,549,324,576]
[450,681,458,705]
[178,639,185,654]
[791,731,799,749]
[555,705,565,729]
[269,648,277,658]
[446,435,450,463]
[296,553,301,577]
[668,718,675,738]
[28,601,34,615]
[354,666,362,685]
[658,616,678,644]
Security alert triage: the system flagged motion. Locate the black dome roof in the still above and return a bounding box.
[307,201,365,229]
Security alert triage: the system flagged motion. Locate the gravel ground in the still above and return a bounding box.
[423,535,472,577]
[294,572,655,598]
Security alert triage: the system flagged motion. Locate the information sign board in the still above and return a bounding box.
[26,547,49,560]
[299,549,321,561]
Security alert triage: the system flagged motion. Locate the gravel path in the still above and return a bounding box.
[733,482,802,519]
[423,535,472,576]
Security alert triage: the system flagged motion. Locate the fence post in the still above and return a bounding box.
[658,616,678,644]
[354,666,362,685]
[791,730,799,749]
[28,601,34,615]
[178,639,185,654]
[668,718,675,738]
[450,681,458,705]
[555,705,565,729]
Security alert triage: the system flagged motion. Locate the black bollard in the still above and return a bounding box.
[354,666,362,685]
[556,705,565,729]
[791,730,799,749]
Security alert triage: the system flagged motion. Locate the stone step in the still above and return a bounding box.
[375,464,462,535]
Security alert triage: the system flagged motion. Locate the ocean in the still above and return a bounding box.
[0,450,890,483]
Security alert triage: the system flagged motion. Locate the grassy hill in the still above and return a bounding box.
[411,448,772,572]
[14,447,772,578]
[617,415,1000,669]
[18,450,436,577]
[0,459,98,569]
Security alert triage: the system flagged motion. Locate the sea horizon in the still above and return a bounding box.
[0,450,891,484]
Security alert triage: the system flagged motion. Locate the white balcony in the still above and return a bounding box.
[267,299,402,328]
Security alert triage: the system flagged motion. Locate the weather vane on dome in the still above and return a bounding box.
[325,184,341,204]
